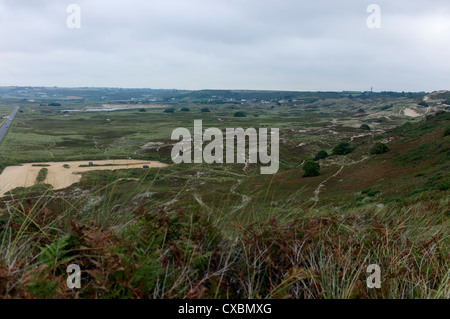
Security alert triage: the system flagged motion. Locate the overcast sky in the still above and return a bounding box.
[0,0,449,91]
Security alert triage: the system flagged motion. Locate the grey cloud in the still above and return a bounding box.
[0,0,449,91]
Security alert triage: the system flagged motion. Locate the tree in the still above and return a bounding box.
[201,108,210,113]
[360,124,371,131]
[180,107,190,112]
[303,161,320,177]
[164,108,175,113]
[332,142,354,155]
[370,142,389,155]
[418,101,429,107]
[314,150,328,161]
[48,103,61,106]
[139,108,146,112]
[234,111,246,117]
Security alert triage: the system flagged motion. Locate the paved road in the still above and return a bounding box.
[0,106,19,143]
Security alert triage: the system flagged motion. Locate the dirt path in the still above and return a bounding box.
[310,165,344,210]
[0,160,167,196]
[350,133,371,142]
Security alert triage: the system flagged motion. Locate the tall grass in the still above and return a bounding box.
[0,173,448,298]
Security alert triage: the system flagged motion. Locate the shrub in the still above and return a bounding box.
[357,108,364,113]
[163,108,175,113]
[444,126,450,136]
[437,179,450,191]
[302,161,320,177]
[201,108,210,113]
[138,108,146,112]
[332,142,354,156]
[442,99,450,105]
[418,101,429,107]
[381,104,393,110]
[314,150,328,161]
[48,103,61,106]
[370,142,389,155]
[360,124,371,131]
[233,111,246,117]
[180,107,190,112]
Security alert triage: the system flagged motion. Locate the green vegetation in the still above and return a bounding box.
[35,168,48,183]
[233,111,246,117]
[180,107,190,112]
[332,142,354,155]
[302,160,320,177]
[444,126,450,136]
[201,107,210,113]
[370,142,389,155]
[163,108,175,113]
[360,124,371,131]
[314,150,328,161]
[418,101,429,107]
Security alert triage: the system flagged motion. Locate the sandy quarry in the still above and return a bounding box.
[0,160,167,197]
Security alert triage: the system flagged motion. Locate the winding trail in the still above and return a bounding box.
[310,165,344,211]
[350,133,371,142]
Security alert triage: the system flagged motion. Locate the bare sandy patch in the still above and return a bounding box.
[403,108,420,117]
[0,160,167,196]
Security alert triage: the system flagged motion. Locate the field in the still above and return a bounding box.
[0,89,448,299]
